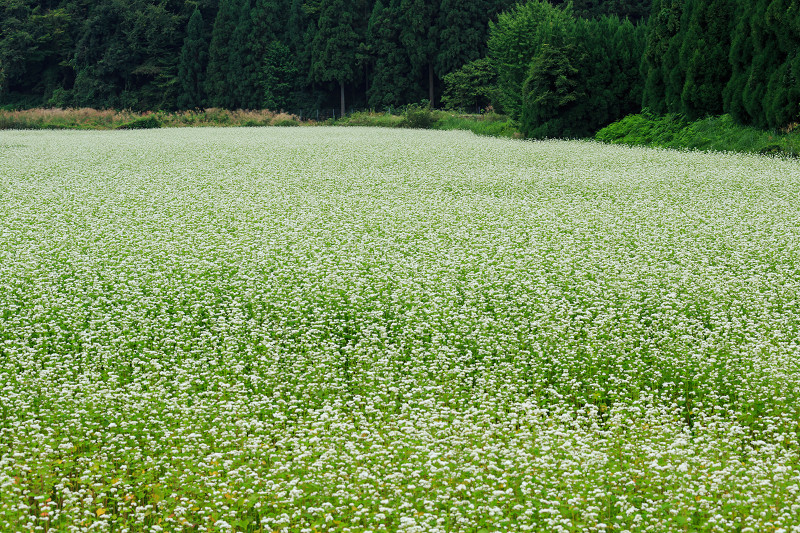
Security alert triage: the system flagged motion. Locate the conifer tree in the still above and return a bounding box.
[311,0,360,117]
[641,0,683,113]
[398,0,440,105]
[263,40,299,110]
[177,9,208,109]
[678,0,734,118]
[740,0,774,127]
[227,0,255,108]
[367,0,413,108]
[436,0,490,80]
[761,0,800,129]
[724,0,755,123]
[488,0,575,118]
[206,0,242,107]
[247,0,291,108]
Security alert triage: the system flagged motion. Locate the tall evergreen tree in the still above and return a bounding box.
[740,0,776,127]
[206,0,241,107]
[398,0,440,105]
[640,0,683,113]
[311,0,360,116]
[263,40,299,110]
[177,9,208,109]
[436,0,490,79]
[761,0,800,129]
[724,0,755,123]
[227,0,255,108]
[678,0,734,119]
[247,0,290,108]
[366,0,413,109]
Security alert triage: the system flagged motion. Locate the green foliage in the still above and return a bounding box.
[228,0,258,109]
[116,116,161,129]
[516,11,645,139]
[331,110,406,127]
[262,41,299,111]
[436,0,490,78]
[488,0,576,118]
[441,57,500,112]
[596,112,800,157]
[399,103,436,129]
[521,44,584,138]
[641,0,683,114]
[398,0,440,104]
[678,0,735,119]
[432,111,519,137]
[641,0,799,130]
[310,0,360,115]
[206,0,242,107]
[177,9,208,110]
[366,0,415,109]
[550,0,653,21]
[310,0,360,86]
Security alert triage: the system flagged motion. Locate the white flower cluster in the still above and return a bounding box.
[1,127,799,532]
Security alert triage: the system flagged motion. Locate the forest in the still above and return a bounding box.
[0,0,797,137]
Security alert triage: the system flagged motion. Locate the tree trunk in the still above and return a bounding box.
[340,81,346,118]
[428,63,434,108]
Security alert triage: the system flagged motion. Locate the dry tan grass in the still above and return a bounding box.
[0,108,302,129]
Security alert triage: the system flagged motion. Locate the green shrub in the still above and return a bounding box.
[116,116,161,130]
[400,104,435,129]
[596,112,800,157]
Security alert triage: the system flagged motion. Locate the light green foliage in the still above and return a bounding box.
[488,0,575,118]
[596,112,800,156]
[2,129,800,530]
[441,57,500,112]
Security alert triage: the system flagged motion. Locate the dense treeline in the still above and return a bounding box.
[0,0,649,115]
[642,0,799,131]
[487,1,645,137]
[1,0,797,136]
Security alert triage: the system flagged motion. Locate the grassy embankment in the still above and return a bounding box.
[0,107,303,130]
[0,106,519,138]
[3,106,798,157]
[596,112,800,157]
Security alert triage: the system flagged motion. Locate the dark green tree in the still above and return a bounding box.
[246,0,291,107]
[227,0,255,108]
[678,0,735,119]
[177,9,208,109]
[724,0,755,123]
[521,43,584,138]
[311,0,360,117]
[366,0,415,109]
[262,40,299,110]
[519,14,644,138]
[761,0,800,129]
[436,0,490,81]
[398,0,440,105]
[0,2,73,106]
[641,0,683,113]
[206,0,241,107]
[550,0,652,21]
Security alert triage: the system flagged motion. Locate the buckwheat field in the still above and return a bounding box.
[2,127,800,533]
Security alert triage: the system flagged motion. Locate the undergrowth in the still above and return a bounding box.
[596,111,800,157]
